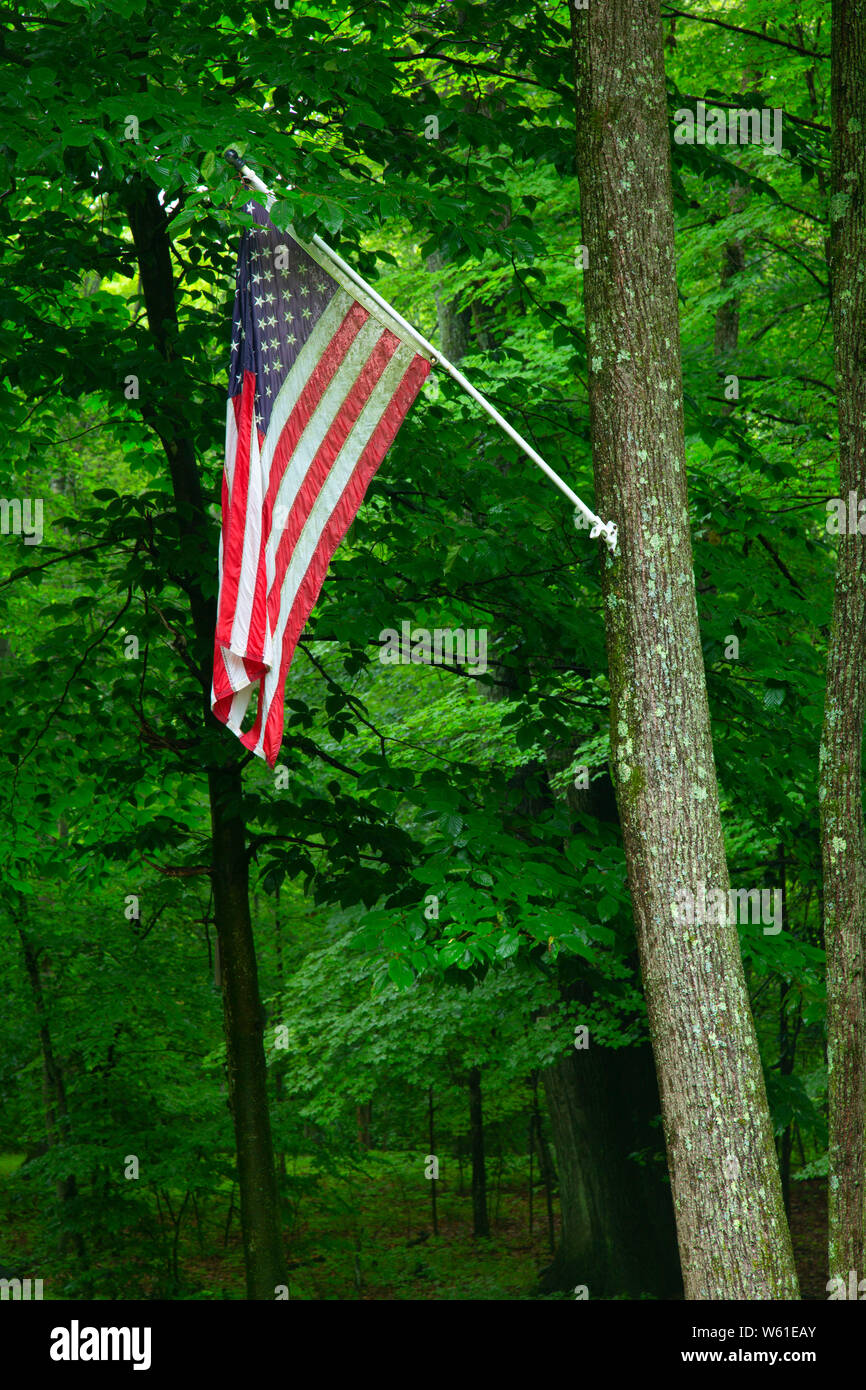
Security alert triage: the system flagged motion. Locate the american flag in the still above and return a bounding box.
[211,200,432,766]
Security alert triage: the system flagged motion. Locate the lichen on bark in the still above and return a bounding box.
[569,0,799,1299]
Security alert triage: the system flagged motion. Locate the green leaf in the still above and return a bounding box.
[387,958,414,989]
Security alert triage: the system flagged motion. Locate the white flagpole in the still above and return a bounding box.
[223,149,618,554]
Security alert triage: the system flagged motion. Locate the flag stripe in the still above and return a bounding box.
[246,342,424,762]
[269,327,401,626]
[213,208,431,766]
[215,373,256,645]
[232,293,368,666]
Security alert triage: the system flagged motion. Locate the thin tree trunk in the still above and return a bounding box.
[713,185,746,364]
[428,1085,438,1236]
[527,1110,534,1237]
[223,1183,236,1249]
[16,922,83,1257]
[209,764,285,1297]
[531,1078,557,1257]
[356,1103,373,1150]
[820,0,866,1285]
[570,0,798,1298]
[467,1066,489,1237]
[776,847,799,1222]
[273,887,287,1182]
[124,175,284,1300]
[778,979,796,1221]
[427,249,473,362]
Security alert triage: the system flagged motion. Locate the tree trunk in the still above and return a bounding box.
[209,765,285,1297]
[467,1066,490,1237]
[820,0,866,1285]
[541,1035,681,1297]
[570,0,798,1298]
[17,921,83,1255]
[428,1085,438,1236]
[713,185,746,364]
[530,1077,557,1255]
[427,249,473,362]
[124,175,284,1299]
[356,1103,373,1150]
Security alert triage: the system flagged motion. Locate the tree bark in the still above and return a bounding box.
[819,0,866,1285]
[570,0,799,1298]
[467,1066,490,1237]
[124,175,284,1299]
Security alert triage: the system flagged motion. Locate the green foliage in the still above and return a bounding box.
[0,0,837,1300]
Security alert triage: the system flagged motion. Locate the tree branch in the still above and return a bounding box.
[660,9,828,60]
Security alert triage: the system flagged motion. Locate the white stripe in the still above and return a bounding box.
[252,340,417,757]
[218,297,351,671]
[258,287,354,486]
[214,402,237,667]
[268,317,387,556]
[225,684,254,735]
[221,293,371,668]
[223,397,239,502]
[213,291,361,733]
[227,403,273,662]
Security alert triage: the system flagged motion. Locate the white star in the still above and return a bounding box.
[286,332,297,346]
[316,280,328,293]
[301,306,312,320]
[299,284,309,297]
[254,295,264,308]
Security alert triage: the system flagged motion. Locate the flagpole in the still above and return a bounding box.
[223,149,618,554]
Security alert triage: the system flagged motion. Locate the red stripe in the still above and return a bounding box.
[268,329,400,629]
[215,373,256,647]
[244,301,369,664]
[259,353,430,765]
[217,395,242,576]
[212,639,267,716]
[212,635,234,707]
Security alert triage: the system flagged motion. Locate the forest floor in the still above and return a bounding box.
[0,1152,830,1300]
